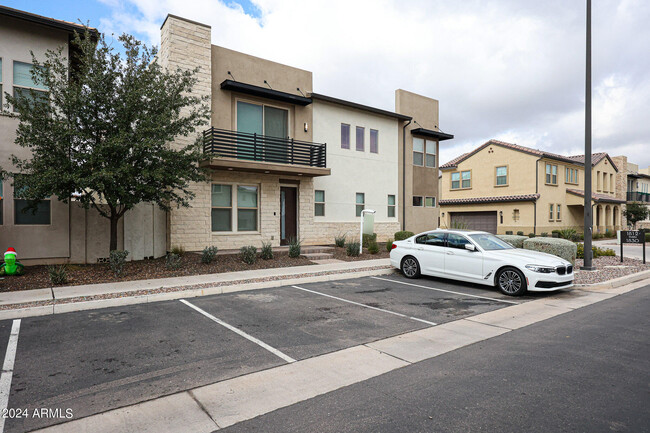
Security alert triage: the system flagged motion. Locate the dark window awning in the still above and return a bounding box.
[220,80,312,106]
[411,127,454,141]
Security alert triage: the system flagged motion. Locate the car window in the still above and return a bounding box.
[415,235,427,244]
[469,233,514,250]
[416,233,445,246]
[446,233,471,249]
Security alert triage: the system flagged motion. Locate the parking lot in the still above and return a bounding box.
[0,273,560,432]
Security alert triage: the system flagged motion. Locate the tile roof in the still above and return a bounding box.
[439,193,540,205]
[440,139,616,170]
[566,188,625,204]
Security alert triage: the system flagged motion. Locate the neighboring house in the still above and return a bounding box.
[0,6,166,264]
[612,155,650,229]
[160,14,453,251]
[439,139,624,235]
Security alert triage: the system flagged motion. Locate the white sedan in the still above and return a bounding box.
[390,229,574,296]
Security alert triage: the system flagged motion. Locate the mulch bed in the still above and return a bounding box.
[574,256,649,285]
[331,244,391,261]
[0,251,313,292]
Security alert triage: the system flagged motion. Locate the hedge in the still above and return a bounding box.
[394,231,415,241]
[523,237,577,264]
[496,235,528,248]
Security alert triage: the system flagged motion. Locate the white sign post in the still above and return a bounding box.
[360,209,376,255]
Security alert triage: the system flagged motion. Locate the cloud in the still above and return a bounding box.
[98,0,650,168]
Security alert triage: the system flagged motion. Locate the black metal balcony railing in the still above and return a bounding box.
[203,128,327,168]
[627,191,650,203]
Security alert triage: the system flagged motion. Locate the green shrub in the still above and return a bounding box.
[288,238,301,258]
[523,237,577,264]
[346,241,361,257]
[496,234,528,248]
[201,246,218,264]
[528,233,535,238]
[505,230,513,235]
[386,239,394,252]
[48,264,68,285]
[368,242,379,254]
[334,233,347,248]
[516,231,524,236]
[170,245,185,256]
[240,246,258,264]
[541,232,549,237]
[109,250,129,277]
[577,243,616,259]
[165,252,182,270]
[593,232,603,239]
[362,233,377,248]
[261,241,274,260]
[604,229,614,238]
[394,231,415,241]
[552,233,559,238]
[557,228,578,241]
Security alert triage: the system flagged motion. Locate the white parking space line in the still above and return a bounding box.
[179,299,296,364]
[0,319,21,433]
[371,277,519,305]
[291,285,437,326]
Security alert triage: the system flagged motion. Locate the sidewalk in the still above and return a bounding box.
[593,238,649,261]
[0,259,393,319]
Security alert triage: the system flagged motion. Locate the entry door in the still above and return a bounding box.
[280,187,297,245]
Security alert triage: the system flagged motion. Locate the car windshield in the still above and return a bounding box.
[468,233,515,250]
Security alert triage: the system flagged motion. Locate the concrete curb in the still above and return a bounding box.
[573,269,650,290]
[0,266,396,320]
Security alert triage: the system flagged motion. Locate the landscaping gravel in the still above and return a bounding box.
[574,256,649,285]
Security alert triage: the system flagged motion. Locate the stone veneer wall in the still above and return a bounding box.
[612,155,629,227]
[159,16,212,252]
[307,222,402,245]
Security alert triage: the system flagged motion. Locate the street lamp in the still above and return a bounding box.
[360,209,376,255]
[583,0,595,270]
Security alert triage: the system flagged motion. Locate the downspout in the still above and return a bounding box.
[535,157,542,234]
[402,119,412,231]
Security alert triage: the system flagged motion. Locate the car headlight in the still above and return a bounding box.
[525,264,555,273]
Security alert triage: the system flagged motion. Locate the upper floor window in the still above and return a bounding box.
[370,129,378,154]
[356,192,365,217]
[451,171,471,189]
[236,101,288,138]
[496,166,508,186]
[546,163,557,185]
[315,190,325,216]
[413,138,424,166]
[341,124,350,149]
[425,196,436,207]
[565,167,578,184]
[13,61,48,112]
[425,140,436,167]
[609,174,614,194]
[596,170,601,190]
[413,196,423,207]
[356,126,365,151]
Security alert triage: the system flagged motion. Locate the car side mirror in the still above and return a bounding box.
[465,244,476,252]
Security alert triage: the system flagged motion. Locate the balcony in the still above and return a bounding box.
[627,191,650,203]
[200,128,330,177]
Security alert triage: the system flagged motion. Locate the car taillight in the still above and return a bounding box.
[391,243,397,249]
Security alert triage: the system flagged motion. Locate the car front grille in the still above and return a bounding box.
[556,266,566,275]
[567,265,573,274]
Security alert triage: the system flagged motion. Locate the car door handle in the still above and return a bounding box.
[446,251,454,255]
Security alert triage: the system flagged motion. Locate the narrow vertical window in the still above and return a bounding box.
[413,138,424,166]
[341,123,350,149]
[596,171,601,190]
[211,184,232,231]
[451,172,460,189]
[315,190,325,216]
[356,126,365,151]
[546,164,557,184]
[461,170,471,188]
[557,204,561,220]
[237,185,258,231]
[387,194,396,217]
[549,204,554,221]
[370,129,378,153]
[356,193,365,217]
[425,140,436,167]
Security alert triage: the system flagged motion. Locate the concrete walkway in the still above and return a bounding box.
[0,259,393,320]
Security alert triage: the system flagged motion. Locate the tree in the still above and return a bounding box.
[3,29,209,251]
[623,202,649,229]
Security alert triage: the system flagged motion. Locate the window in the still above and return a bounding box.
[387,194,396,217]
[549,204,554,221]
[557,204,561,221]
[461,170,471,188]
[211,184,232,231]
[451,172,460,189]
[447,233,471,250]
[341,124,350,149]
[425,140,436,167]
[412,196,423,207]
[565,167,578,184]
[496,166,508,185]
[315,190,325,216]
[413,138,424,166]
[596,170,601,190]
[356,193,365,217]
[356,126,364,151]
[370,129,378,153]
[546,163,557,185]
[513,209,520,221]
[602,172,608,192]
[236,101,288,161]
[237,185,258,231]
[14,199,51,225]
[425,196,436,207]
[13,61,48,111]
[610,174,614,193]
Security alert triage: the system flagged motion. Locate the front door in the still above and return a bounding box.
[280,187,297,245]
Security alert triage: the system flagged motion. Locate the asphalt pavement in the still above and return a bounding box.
[221,284,650,433]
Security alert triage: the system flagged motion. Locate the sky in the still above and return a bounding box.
[4,0,650,168]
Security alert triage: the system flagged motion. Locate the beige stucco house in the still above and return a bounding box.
[160,14,453,251]
[439,139,624,235]
[0,6,166,264]
[612,155,650,229]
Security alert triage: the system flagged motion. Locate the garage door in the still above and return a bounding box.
[450,211,497,233]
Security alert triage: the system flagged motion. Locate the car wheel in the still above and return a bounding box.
[401,256,421,279]
[496,267,527,296]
